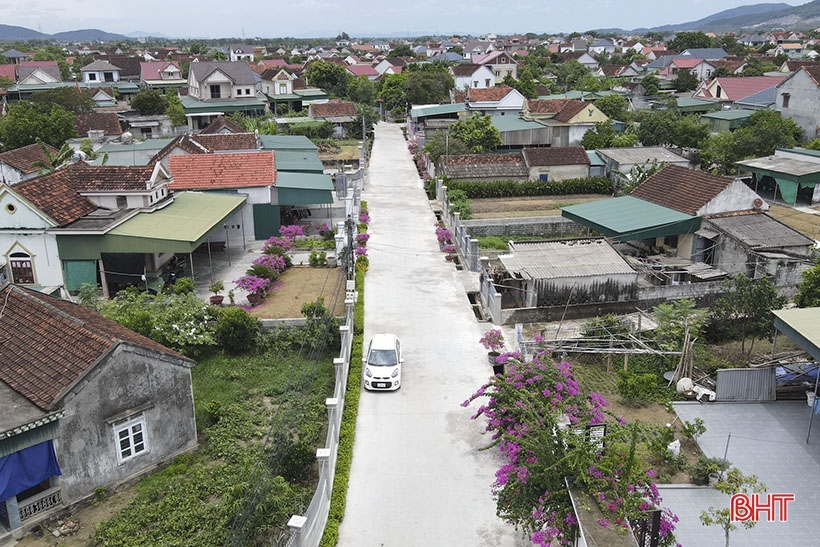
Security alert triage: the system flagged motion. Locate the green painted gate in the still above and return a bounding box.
[252,204,281,240]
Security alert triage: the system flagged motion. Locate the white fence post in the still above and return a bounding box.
[287,515,307,547]
[317,448,332,499]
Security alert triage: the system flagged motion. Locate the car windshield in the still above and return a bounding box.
[368,349,398,366]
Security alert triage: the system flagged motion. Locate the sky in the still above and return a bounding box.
[0,0,805,39]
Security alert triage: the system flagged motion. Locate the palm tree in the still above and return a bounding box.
[32,139,75,174]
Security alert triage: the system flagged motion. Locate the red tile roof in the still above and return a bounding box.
[468,84,516,102]
[0,285,191,410]
[310,101,356,117]
[199,116,246,134]
[631,164,734,215]
[0,143,59,175]
[346,64,379,77]
[168,151,276,190]
[0,64,16,82]
[523,147,590,167]
[527,99,595,123]
[13,168,98,226]
[701,76,787,101]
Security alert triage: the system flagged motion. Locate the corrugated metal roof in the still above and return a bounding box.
[275,171,334,191]
[258,135,317,151]
[773,308,820,362]
[274,150,324,173]
[706,213,814,249]
[410,103,465,119]
[702,110,753,120]
[499,238,635,279]
[586,151,605,166]
[596,146,688,165]
[737,156,820,177]
[491,116,546,132]
[561,195,699,240]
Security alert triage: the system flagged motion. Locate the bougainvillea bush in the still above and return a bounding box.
[462,340,678,547]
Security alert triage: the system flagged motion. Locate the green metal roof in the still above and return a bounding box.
[7,81,140,93]
[103,192,247,253]
[275,149,324,173]
[676,97,722,112]
[96,138,175,153]
[274,117,313,124]
[410,103,465,120]
[701,110,753,120]
[736,155,820,202]
[276,172,334,205]
[267,93,301,101]
[773,308,820,362]
[293,89,329,101]
[180,95,267,114]
[258,134,318,151]
[561,195,701,241]
[491,115,546,132]
[586,151,605,166]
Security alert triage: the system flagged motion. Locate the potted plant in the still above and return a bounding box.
[234,274,271,306]
[479,329,506,375]
[208,280,224,305]
[691,455,730,486]
[442,244,457,261]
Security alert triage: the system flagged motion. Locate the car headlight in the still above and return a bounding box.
[365,367,372,377]
[391,368,399,378]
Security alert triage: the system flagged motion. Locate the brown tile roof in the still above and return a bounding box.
[12,168,98,226]
[0,285,191,410]
[93,55,141,78]
[631,164,734,215]
[451,63,483,77]
[527,98,572,114]
[468,85,516,102]
[0,143,59,175]
[168,151,276,190]
[61,163,157,192]
[553,101,591,123]
[599,65,626,77]
[73,113,122,137]
[800,65,820,86]
[523,147,590,167]
[199,116,247,134]
[453,91,467,103]
[310,100,356,117]
[152,133,257,162]
[440,153,528,179]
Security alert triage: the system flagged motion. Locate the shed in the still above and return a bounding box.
[701,109,753,133]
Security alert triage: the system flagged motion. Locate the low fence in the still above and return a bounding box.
[284,280,358,547]
[436,179,481,272]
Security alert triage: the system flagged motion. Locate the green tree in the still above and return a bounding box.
[189,41,206,55]
[31,139,74,173]
[555,59,589,89]
[713,275,787,358]
[0,76,15,90]
[165,91,187,126]
[743,109,803,155]
[668,31,713,52]
[503,67,538,99]
[637,109,679,146]
[795,261,820,307]
[674,70,699,92]
[377,73,408,116]
[675,115,710,148]
[700,468,767,547]
[653,298,710,352]
[701,131,741,174]
[593,94,629,121]
[580,120,617,149]
[30,87,95,114]
[641,73,660,96]
[345,104,379,139]
[388,44,414,58]
[131,89,170,115]
[347,75,376,106]
[0,102,76,151]
[304,59,351,98]
[404,67,454,106]
[448,114,502,153]
[422,130,469,163]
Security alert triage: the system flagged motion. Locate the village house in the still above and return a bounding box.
[182,61,268,131]
[775,65,820,141]
[0,282,197,537]
[451,63,496,90]
[0,143,59,186]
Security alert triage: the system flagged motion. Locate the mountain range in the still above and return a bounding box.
[2,1,820,41]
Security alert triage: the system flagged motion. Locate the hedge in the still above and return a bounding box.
[443,176,613,198]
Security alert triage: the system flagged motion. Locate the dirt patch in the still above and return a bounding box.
[470,194,608,219]
[15,488,138,547]
[768,204,820,241]
[248,266,347,319]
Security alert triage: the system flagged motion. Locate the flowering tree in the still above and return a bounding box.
[234,274,272,296]
[479,329,505,352]
[435,226,453,244]
[463,342,678,546]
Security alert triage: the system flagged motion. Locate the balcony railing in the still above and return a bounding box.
[19,487,63,522]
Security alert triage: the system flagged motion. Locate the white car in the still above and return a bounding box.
[363,333,403,391]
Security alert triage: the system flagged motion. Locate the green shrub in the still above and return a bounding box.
[172,276,195,294]
[616,369,658,404]
[309,250,328,267]
[302,297,340,352]
[216,307,261,355]
[444,176,613,198]
[279,441,316,483]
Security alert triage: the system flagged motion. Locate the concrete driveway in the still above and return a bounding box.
[337,123,528,547]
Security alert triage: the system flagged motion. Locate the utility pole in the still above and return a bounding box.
[345,214,355,281]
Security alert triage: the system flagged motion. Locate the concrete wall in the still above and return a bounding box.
[462,216,586,238]
[55,345,197,504]
[777,70,820,141]
[527,164,589,182]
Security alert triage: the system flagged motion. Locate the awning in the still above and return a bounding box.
[276,172,334,206]
[57,192,247,259]
[737,156,820,204]
[561,195,701,241]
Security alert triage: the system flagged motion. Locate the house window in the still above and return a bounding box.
[782,93,791,108]
[114,415,148,464]
[10,251,34,284]
[210,84,221,99]
[539,174,549,182]
[103,72,114,82]
[485,79,491,87]
[473,80,478,87]
[87,73,97,81]
[116,196,128,209]
[278,83,288,94]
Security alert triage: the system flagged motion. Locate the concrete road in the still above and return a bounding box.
[337,123,528,547]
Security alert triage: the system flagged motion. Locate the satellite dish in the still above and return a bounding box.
[70,150,87,163]
[676,377,694,394]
